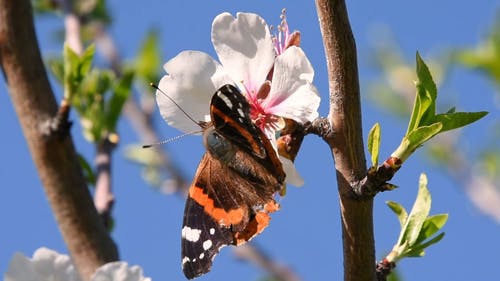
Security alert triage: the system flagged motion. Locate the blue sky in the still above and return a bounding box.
[1,1,499,280]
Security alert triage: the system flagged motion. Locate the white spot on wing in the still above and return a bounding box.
[237,108,245,117]
[182,256,190,265]
[217,92,233,108]
[182,226,202,242]
[199,253,205,259]
[209,228,215,235]
[203,239,213,250]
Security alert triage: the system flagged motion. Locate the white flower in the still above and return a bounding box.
[5,248,80,281]
[156,12,320,186]
[91,262,151,281]
[5,248,151,281]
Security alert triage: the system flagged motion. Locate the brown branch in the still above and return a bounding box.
[233,243,301,281]
[315,1,375,281]
[353,157,401,197]
[375,258,396,281]
[0,1,118,281]
[94,136,117,230]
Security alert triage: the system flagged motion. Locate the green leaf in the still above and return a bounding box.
[452,17,500,86]
[368,123,381,167]
[106,70,134,131]
[405,232,445,258]
[134,29,161,84]
[398,173,431,247]
[33,0,60,14]
[393,123,442,161]
[85,0,112,25]
[387,270,402,281]
[434,111,488,132]
[64,44,94,82]
[63,44,95,100]
[406,123,442,149]
[415,213,448,245]
[387,175,448,263]
[396,52,487,167]
[124,144,163,166]
[446,107,456,114]
[74,69,114,142]
[406,52,437,134]
[79,45,95,76]
[386,201,408,228]
[63,44,79,97]
[415,52,437,125]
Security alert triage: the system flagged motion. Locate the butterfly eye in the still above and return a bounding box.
[203,128,236,163]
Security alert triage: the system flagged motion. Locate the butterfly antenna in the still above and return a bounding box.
[142,130,203,148]
[150,83,200,126]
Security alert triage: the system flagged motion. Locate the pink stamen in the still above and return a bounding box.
[272,9,291,56]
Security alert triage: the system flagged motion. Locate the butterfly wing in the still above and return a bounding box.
[181,155,234,279]
[181,84,285,279]
[209,84,267,158]
[182,150,282,279]
[210,84,284,180]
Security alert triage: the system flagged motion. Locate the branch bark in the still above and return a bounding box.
[0,1,118,280]
[94,137,116,230]
[315,1,375,280]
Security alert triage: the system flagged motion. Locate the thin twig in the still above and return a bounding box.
[233,243,301,281]
[94,136,117,230]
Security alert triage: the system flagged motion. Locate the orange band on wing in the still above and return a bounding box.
[234,212,270,245]
[189,185,245,226]
[233,200,279,245]
[264,200,280,213]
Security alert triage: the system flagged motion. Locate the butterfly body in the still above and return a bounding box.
[181,84,285,279]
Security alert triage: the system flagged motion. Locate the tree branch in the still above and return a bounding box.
[315,1,375,280]
[0,1,118,280]
[233,243,301,281]
[94,136,117,230]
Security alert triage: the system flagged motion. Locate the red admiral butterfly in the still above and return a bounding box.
[181,84,286,279]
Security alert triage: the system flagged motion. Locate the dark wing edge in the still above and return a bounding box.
[181,196,233,279]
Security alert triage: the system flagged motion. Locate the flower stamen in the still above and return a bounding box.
[272,9,301,56]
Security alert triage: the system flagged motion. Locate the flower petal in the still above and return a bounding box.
[264,46,320,123]
[91,262,151,281]
[156,50,232,133]
[5,253,39,281]
[211,12,275,100]
[280,156,305,186]
[5,248,80,281]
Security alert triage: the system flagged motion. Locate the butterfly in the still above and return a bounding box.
[179,84,286,279]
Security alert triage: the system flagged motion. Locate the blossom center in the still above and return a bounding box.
[241,81,283,135]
